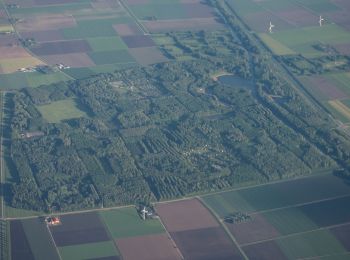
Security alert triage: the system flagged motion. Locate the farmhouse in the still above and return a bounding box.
[46,216,61,226]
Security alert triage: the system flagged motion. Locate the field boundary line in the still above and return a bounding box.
[117,0,150,35]
[198,197,249,260]
[4,171,338,220]
[155,212,185,260]
[45,223,63,260]
[247,193,350,216]
[98,211,124,260]
[240,220,350,248]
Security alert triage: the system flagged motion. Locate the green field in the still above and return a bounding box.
[63,18,131,39]
[21,218,60,260]
[298,0,341,13]
[262,207,318,235]
[270,24,350,56]
[8,2,92,15]
[226,0,261,15]
[0,72,71,89]
[99,207,165,238]
[88,50,135,65]
[87,36,128,52]
[202,174,350,217]
[259,33,296,55]
[36,98,87,123]
[276,229,347,259]
[59,241,119,260]
[26,72,71,88]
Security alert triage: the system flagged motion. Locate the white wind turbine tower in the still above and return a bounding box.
[269,21,275,33]
[141,206,148,220]
[319,15,324,27]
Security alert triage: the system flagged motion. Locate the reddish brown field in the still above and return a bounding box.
[16,14,76,32]
[116,233,182,260]
[129,46,168,66]
[305,76,348,100]
[328,11,350,31]
[31,40,92,55]
[42,53,96,67]
[276,8,318,27]
[50,212,109,246]
[334,43,350,55]
[226,214,280,245]
[0,46,30,59]
[243,240,288,260]
[144,17,223,33]
[156,199,219,232]
[171,227,243,260]
[113,24,142,36]
[330,223,350,250]
[21,30,65,43]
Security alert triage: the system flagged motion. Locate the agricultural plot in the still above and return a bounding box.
[9,207,186,260]
[100,207,183,260]
[125,0,223,32]
[300,73,350,123]
[99,207,164,239]
[36,98,87,123]
[156,198,243,260]
[203,174,350,259]
[227,0,350,57]
[0,0,169,85]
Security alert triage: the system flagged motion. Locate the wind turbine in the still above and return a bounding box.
[141,207,148,220]
[319,15,324,27]
[269,21,275,33]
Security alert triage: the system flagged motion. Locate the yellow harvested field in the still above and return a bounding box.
[259,33,295,55]
[0,57,44,73]
[0,24,14,32]
[329,100,350,121]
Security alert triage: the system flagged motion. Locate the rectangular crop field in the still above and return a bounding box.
[99,207,165,239]
[202,174,350,217]
[49,212,109,246]
[88,50,135,65]
[116,233,182,260]
[21,218,60,260]
[59,241,120,260]
[10,220,35,260]
[36,98,87,123]
[156,198,243,259]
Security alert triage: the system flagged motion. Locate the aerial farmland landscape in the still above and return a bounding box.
[1,0,350,259]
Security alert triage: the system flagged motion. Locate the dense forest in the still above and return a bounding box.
[5,0,350,212]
